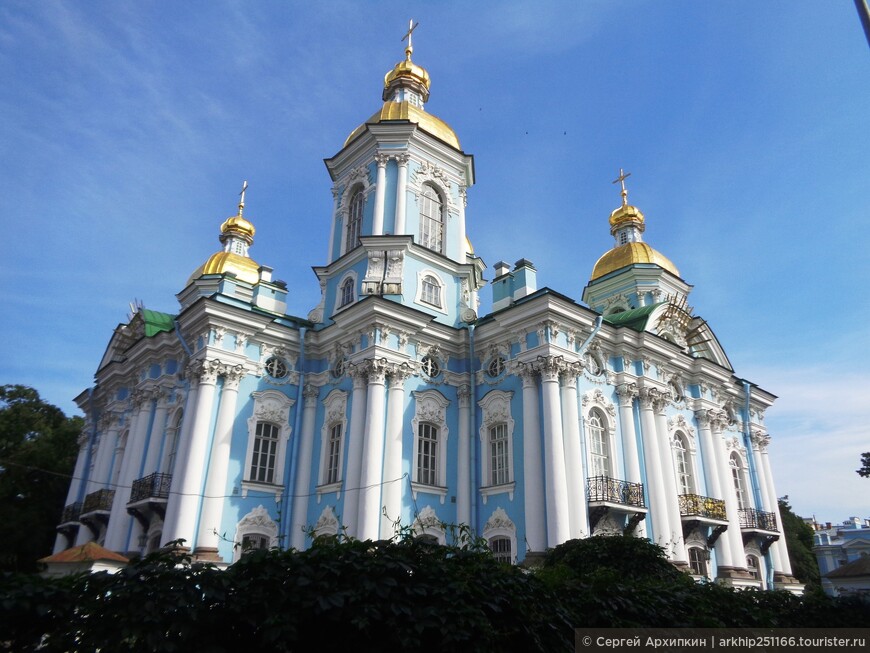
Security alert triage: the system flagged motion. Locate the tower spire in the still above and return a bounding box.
[612,168,631,207]
[238,180,248,217]
[401,19,419,60]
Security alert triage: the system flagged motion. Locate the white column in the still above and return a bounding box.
[372,153,389,235]
[89,414,121,493]
[328,186,340,262]
[195,367,243,557]
[520,367,546,553]
[457,186,468,254]
[616,384,646,538]
[654,405,687,564]
[711,413,748,573]
[538,357,570,547]
[394,154,409,235]
[381,367,410,539]
[142,392,170,476]
[104,391,152,552]
[358,360,388,541]
[55,431,90,552]
[560,367,587,539]
[695,409,734,569]
[291,385,320,550]
[343,365,368,537]
[160,381,199,546]
[752,430,792,577]
[455,384,472,530]
[161,360,221,549]
[638,388,672,555]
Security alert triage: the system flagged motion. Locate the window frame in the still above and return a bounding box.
[242,391,294,496]
[730,452,749,511]
[673,431,695,495]
[410,390,450,502]
[333,270,359,315]
[345,186,364,253]
[317,390,348,497]
[414,269,447,314]
[478,390,516,501]
[688,546,709,577]
[418,184,445,254]
[233,505,279,562]
[482,507,517,565]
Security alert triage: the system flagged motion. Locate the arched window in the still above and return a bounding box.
[340,277,355,307]
[161,409,182,475]
[730,453,748,510]
[345,188,364,252]
[674,433,694,495]
[249,422,280,484]
[325,423,343,485]
[419,185,444,253]
[421,274,441,307]
[746,554,761,580]
[588,410,610,477]
[688,547,708,577]
[416,423,438,486]
[489,424,509,486]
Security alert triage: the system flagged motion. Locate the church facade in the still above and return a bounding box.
[54,34,800,591]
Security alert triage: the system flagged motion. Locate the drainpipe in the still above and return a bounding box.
[76,387,99,505]
[468,323,478,535]
[284,326,307,549]
[578,315,604,356]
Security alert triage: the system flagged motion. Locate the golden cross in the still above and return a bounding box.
[402,19,419,59]
[612,168,631,206]
[238,180,248,215]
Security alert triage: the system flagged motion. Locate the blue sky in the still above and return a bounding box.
[1,1,867,523]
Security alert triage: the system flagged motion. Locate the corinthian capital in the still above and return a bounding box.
[374,152,391,167]
[750,427,771,451]
[616,383,638,407]
[535,355,564,382]
[223,364,246,389]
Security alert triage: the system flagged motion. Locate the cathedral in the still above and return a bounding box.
[54,29,801,592]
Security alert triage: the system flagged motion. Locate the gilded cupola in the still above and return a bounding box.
[188,181,262,286]
[590,170,680,280]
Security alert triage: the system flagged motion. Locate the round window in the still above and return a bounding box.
[264,356,289,379]
[420,355,441,378]
[486,356,506,378]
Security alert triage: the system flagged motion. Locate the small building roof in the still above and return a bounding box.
[39,541,129,564]
[826,555,870,579]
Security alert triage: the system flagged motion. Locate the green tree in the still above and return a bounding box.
[857,452,870,477]
[0,385,82,572]
[777,495,820,592]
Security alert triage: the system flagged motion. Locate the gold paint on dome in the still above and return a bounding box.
[188,252,262,286]
[220,214,256,242]
[608,204,645,232]
[344,101,461,149]
[590,242,680,280]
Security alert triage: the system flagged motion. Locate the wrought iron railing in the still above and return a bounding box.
[739,508,778,532]
[60,502,83,524]
[130,473,172,503]
[586,475,645,508]
[678,494,727,520]
[82,488,115,513]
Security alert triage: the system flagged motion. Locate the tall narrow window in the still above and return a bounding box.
[419,185,443,253]
[688,547,708,577]
[417,423,438,486]
[589,410,610,477]
[326,423,342,485]
[346,188,364,252]
[489,424,509,486]
[421,275,441,307]
[340,277,354,307]
[249,422,280,483]
[730,453,748,510]
[674,433,694,495]
[746,555,761,580]
[162,411,182,475]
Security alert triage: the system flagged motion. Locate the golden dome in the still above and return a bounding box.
[344,100,461,150]
[590,242,680,280]
[188,251,261,286]
[383,57,431,99]
[220,214,255,243]
[608,203,645,233]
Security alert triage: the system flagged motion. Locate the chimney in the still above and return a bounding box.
[512,258,537,301]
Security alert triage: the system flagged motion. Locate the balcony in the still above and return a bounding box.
[79,489,115,535]
[586,475,647,534]
[739,507,779,553]
[678,493,728,546]
[56,501,83,536]
[127,472,172,525]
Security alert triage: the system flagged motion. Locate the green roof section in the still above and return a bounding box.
[602,302,666,332]
[141,309,176,337]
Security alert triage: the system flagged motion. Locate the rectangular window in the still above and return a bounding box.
[489,536,512,564]
[489,424,509,486]
[417,423,438,486]
[326,423,342,485]
[250,422,279,483]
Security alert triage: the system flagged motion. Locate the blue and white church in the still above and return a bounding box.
[54,32,801,592]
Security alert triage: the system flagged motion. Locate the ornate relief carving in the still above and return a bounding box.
[616,383,638,407]
[582,388,618,418]
[213,326,226,346]
[238,505,278,535]
[750,428,771,451]
[313,506,339,536]
[374,152,391,167]
[483,507,516,533]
